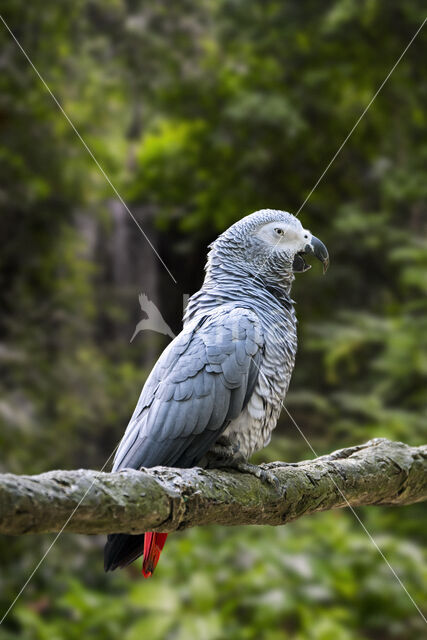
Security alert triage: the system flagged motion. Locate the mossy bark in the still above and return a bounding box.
[0,438,425,535]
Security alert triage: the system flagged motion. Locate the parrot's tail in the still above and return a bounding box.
[104,531,168,576]
[142,532,168,578]
[104,533,145,571]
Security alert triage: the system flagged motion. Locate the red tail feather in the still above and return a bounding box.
[142,532,168,578]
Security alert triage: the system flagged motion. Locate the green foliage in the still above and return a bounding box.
[0,0,426,638]
[3,512,426,640]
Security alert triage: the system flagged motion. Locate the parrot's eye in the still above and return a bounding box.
[274,228,285,236]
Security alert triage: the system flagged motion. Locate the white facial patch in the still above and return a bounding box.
[255,220,311,254]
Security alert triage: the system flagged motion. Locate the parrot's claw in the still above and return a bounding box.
[205,438,284,496]
[232,461,283,495]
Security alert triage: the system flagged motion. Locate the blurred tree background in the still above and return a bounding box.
[0,0,426,638]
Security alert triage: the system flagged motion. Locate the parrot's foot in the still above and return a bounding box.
[231,460,283,494]
[206,436,283,495]
[205,437,284,495]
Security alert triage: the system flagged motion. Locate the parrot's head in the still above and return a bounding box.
[207,209,329,288]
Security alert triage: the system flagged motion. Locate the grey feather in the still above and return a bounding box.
[112,307,264,471]
[111,209,322,472]
[105,209,326,572]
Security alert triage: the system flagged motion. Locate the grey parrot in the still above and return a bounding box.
[104,209,329,576]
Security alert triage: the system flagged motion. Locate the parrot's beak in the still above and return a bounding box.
[305,236,329,273]
[293,236,329,274]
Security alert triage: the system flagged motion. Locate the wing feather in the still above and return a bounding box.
[112,308,264,471]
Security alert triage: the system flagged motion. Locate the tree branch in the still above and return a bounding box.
[0,438,425,535]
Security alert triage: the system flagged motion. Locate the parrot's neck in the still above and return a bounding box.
[204,258,295,293]
[184,267,296,327]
